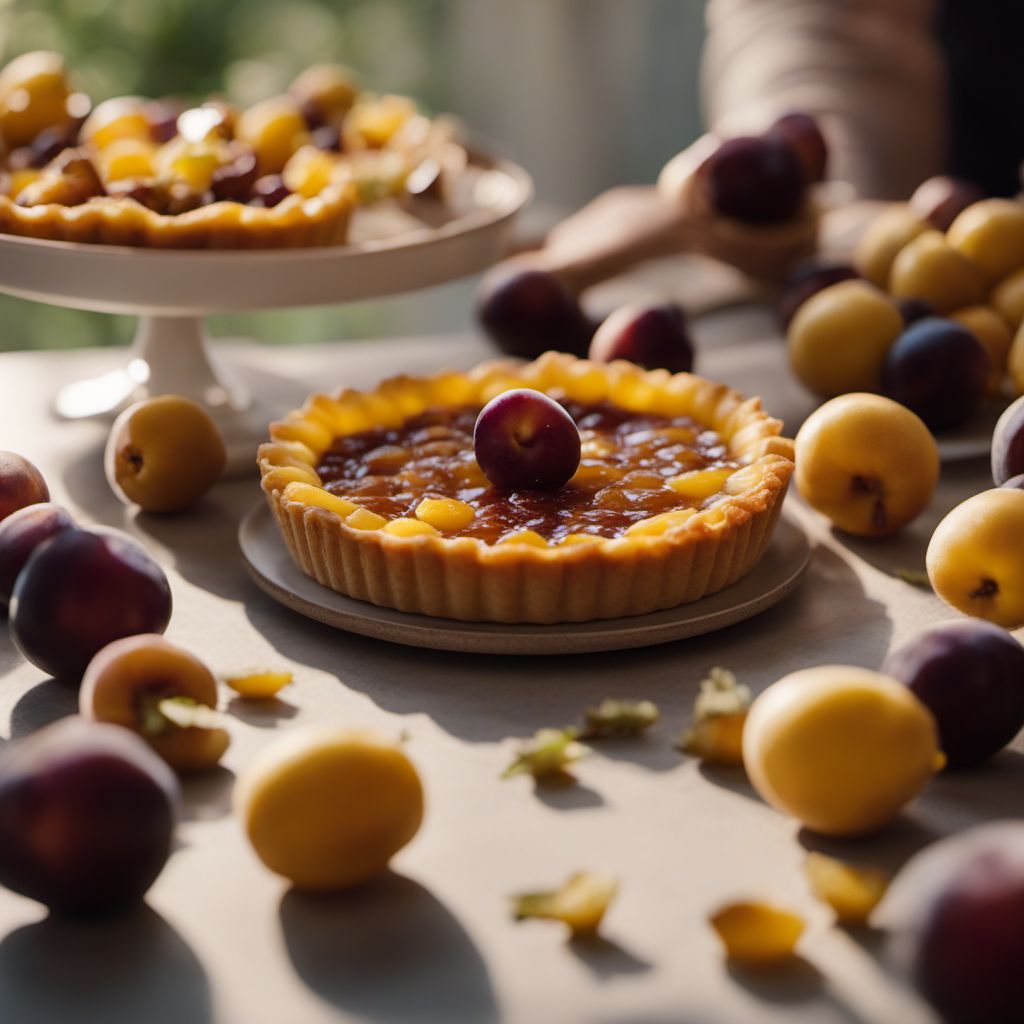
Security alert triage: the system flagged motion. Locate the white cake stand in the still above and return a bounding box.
[0,157,531,471]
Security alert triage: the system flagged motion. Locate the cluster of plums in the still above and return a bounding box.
[784,270,994,433]
[743,618,1024,1023]
[698,111,826,225]
[0,453,173,679]
[477,267,695,373]
[786,179,1024,434]
[0,449,425,915]
[478,112,830,368]
[0,450,183,914]
[474,276,697,491]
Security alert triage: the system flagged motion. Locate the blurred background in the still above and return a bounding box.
[0,0,705,352]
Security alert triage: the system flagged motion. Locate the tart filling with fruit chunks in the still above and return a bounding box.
[0,51,468,248]
[258,352,794,623]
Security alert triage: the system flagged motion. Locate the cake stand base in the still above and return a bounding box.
[53,315,278,476]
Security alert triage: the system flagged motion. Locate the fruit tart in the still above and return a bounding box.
[0,51,468,249]
[258,352,795,623]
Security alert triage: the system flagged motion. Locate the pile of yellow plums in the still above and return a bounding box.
[786,192,1024,436]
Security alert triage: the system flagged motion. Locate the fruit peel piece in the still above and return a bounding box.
[503,727,590,781]
[680,668,751,766]
[804,852,889,925]
[225,670,294,700]
[581,698,660,739]
[710,901,806,965]
[150,695,226,732]
[513,871,618,936]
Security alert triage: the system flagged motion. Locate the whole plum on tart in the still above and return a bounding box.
[0,51,468,248]
[258,352,794,623]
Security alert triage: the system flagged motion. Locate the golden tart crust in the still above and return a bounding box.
[258,352,795,623]
[0,179,355,249]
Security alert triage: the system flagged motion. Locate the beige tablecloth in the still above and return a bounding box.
[0,299,1016,1024]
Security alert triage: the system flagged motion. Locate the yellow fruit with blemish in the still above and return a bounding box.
[105,395,226,513]
[80,634,230,774]
[927,488,1024,630]
[794,393,939,537]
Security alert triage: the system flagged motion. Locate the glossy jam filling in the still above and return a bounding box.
[316,402,741,544]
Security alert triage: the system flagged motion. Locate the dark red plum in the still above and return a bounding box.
[767,111,828,183]
[211,150,258,203]
[882,620,1024,767]
[910,176,986,233]
[10,527,172,681]
[704,135,806,225]
[477,269,591,359]
[0,503,75,610]
[992,395,1024,485]
[0,718,179,915]
[588,301,694,374]
[884,823,1024,1024]
[144,98,185,143]
[0,451,49,523]
[777,261,859,328]
[880,317,989,431]
[896,297,936,326]
[474,389,581,491]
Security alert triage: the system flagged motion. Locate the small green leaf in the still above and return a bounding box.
[156,696,224,731]
[503,727,590,780]
[139,700,170,737]
[678,668,751,764]
[581,699,660,738]
[512,872,618,935]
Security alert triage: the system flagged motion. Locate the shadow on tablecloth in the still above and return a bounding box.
[242,543,892,754]
[279,871,496,1024]
[0,904,211,1024]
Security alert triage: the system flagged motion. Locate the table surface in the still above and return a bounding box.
[0,283,1018,1024]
